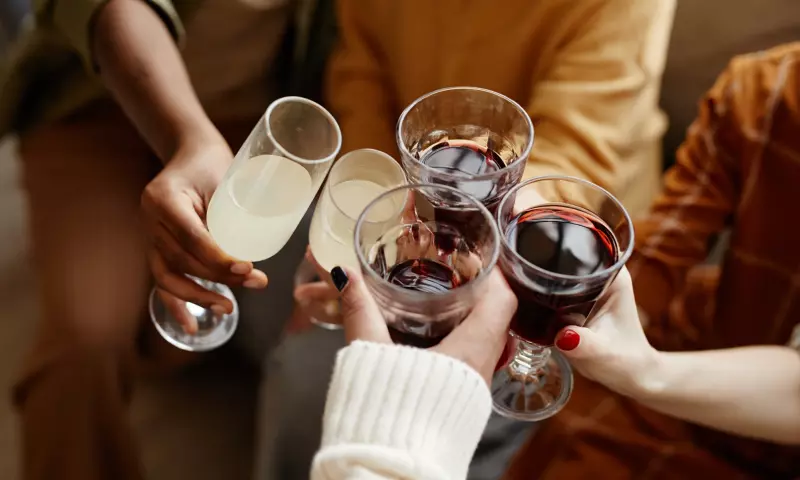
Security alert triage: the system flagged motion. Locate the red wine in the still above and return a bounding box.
[388,326,447,348]
[417,140,505,250]
[385,258,462,347]
[419,139,505,211]
[503,205,618,346]
[387,258,463,293]
[421,140,505,193]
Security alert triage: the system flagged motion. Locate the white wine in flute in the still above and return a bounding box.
[207,154,315,261]
[309,178,392,270]
[150,96,341,354]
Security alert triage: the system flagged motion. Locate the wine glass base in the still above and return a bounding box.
[491,348,574,421]
[149,283,239,352]
[294,258,343,331]
[309,311,344,330]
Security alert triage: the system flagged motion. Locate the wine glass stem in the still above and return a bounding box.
[508,341,550,378]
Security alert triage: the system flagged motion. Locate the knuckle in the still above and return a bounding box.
[340,295,361,315]
[175,228,197,250]
[153,269,170,286]
[151,235,170,254]
[140,182,162,209]
[153,240,189,274]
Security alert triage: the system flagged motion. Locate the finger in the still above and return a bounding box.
[591,266,636,318]
[157,288,199,334]
[296,298,341,327]
[335,266,390,344]
[453,251,483,280]
[294,282,340,304]
[553,326,605,361]
[149,250,234,312]
[158,201,254,276]
[305,247,334,286]
[153,223,267,288]
[401,190,419,224]
[608,266,633,296]
[438,269,517,376]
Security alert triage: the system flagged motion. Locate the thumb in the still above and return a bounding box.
[553,326,609,361]
[334,266,391,344]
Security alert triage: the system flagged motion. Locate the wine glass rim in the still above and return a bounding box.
[498,175,635,282]
[395,86,535,180]
[354,182,502,299]
[327,149,408,222]
[263,96,343,165]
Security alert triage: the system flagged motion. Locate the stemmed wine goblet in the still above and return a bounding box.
[396,86,534,220]
[150,97,342,351]
[353,184,500,346]
[491,175,634,420]
[294,149,407,329]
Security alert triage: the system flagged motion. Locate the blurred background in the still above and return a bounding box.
[0,0,797,478]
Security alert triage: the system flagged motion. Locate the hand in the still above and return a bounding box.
[552,267,659,397]
[290,248,340,333]
[141,138,268,333]
[334,265,517,384]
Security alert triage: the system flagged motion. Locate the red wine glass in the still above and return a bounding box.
[396,86,534,220]
[354,184,500,346]
[491,175,634,421]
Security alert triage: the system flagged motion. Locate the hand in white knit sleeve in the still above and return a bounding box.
[311,268,517,479]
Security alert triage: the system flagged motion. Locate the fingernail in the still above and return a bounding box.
[330,266,348,292]
[555,329,580,351]
[211,304,227,316]
[243,278,263,289]
[231,263,250,275]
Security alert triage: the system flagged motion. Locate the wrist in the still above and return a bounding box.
[625,347,669,401]
[173,121,229,158]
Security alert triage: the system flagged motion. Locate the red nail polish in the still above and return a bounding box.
[555,329,580,351]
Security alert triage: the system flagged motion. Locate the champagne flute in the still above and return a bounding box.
[491,176,634,421]
[294,149,406,329]
[150,97,342,351]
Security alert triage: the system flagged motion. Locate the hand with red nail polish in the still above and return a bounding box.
[553,267,658,397]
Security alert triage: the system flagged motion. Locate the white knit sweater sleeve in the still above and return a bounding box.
[310,341,493,480]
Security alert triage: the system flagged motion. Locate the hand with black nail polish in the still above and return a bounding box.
[335,265,518,385]
[291,248,343,333]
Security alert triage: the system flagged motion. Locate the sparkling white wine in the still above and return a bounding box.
[207,154,314,261]
[309,179,394,270]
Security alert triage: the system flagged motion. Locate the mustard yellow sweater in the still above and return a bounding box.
[325,0,676,217]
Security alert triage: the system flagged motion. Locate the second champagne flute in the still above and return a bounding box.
[150,96,342,351]
[294,149,407,328]
[354,184,500,346]
[491,176,634,421]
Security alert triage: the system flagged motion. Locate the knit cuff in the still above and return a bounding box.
[318,341,492,479]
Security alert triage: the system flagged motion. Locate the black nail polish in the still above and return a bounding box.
[330,266,349,292]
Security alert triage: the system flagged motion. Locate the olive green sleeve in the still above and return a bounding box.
[34,0,185,71]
